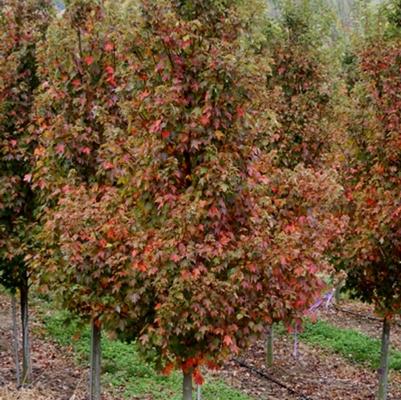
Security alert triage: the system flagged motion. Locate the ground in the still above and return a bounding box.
[1,294,401,399]
[219,302,401,399]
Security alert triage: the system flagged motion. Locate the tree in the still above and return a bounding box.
[339,24,401,400]
[33,1,151,398]
[113,1,346,398]
[267,0,339,169]
[261,0,346,364]
[0,0,53,385]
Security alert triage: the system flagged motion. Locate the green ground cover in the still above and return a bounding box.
[297,319,401,370]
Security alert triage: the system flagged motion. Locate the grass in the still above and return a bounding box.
[43,310,252,400]
[297,319,401,370]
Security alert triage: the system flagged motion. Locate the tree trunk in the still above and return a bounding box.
[11,292,21,387]
[196,384,201,400]
[265,325,274,367]
[183,370,193,400]
[335,284,342,303]
[19,277,31,385]
[377,317,391,400]
[90,319,102,400]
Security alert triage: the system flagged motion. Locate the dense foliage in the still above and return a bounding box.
[33,0,153,335]
[341,35,401,316]
[0,0,53,384]
[30,0,347,389]
[109,0,346,381]
[0,0,52,291]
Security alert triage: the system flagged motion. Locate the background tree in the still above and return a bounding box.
[267,0,341,169]
[261,0,347,364]
[0,0,53,385]
[337,4,401,397]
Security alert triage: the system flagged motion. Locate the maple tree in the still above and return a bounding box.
[4,1,401,399]
[32,1,152,398]
[0,0,53,384]
[337,18,401,399]
[110,1,347,398]
[266,0,336,169]
[260,0,346,364]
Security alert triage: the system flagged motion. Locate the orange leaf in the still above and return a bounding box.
[162,363,174,376]
[223,335,233,347]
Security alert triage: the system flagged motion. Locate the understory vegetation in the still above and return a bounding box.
[299,320,401,370]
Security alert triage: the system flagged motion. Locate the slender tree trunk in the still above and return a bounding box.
[293,323,299,359]
[265,324,274,367]
[19,276,31,385]
[335,283,342,303]
[11,292,21,387]
[90,319,102,400]
[196,384,201,400]
[183,369,193,400]
[377,318,391,400]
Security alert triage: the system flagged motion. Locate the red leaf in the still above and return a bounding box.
[200,114,210,126]
[161,130,170,139]
[84,55,94,65]
[105,66,114,75]
[236,106,245,118]
[366,198,376,207]
[133,261,147,272]
[104,42,114,52]
[149,119,163,133]
[161,363,174,376]
[193,369,204,385]
[208,205,219,218]
[206,360,219,370]
[80,147,91,155]
[106,228,116,240]
[98,239,107,248]
[170,254,180,262]
[56,143,65,155]
[139,90,150,100]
